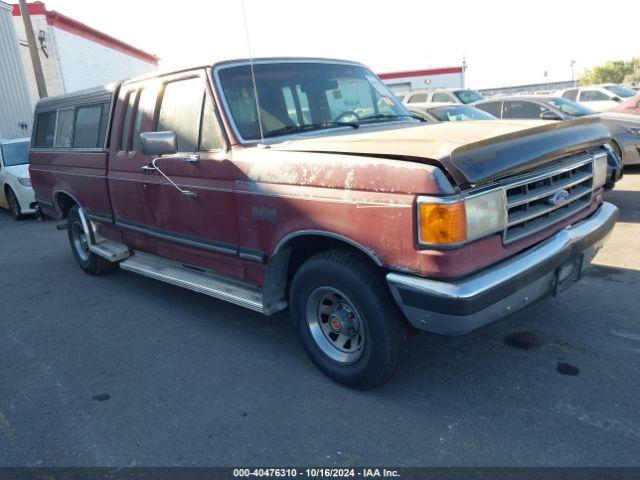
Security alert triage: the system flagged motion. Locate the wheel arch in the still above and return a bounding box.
[262,230,383,315]
[53,190,81,219]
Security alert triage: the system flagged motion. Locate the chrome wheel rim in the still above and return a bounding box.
[306,286,365,364]
[71,221,90,262]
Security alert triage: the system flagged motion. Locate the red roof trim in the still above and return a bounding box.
[12,2,159,65]
[378,67,464,80]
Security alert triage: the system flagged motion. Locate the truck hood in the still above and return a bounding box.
[4,163,30,179]
[271,117,610,186]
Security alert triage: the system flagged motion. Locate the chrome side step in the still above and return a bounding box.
[119,252,264,313]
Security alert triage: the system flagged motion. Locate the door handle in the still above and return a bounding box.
[141,165,156,174]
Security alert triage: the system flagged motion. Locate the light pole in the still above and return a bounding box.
[570,60,577,87]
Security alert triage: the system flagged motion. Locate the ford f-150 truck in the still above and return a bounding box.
[30,58,619,389]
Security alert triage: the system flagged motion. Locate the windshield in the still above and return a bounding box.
[217,62,413,141]
[548,97,595,117]
[605,85,636,98]
[454,90,485,104]
[428,105,496,122]
[0,141,29,167]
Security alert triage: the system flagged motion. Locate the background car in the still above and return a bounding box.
[408,104,497,122]
[610,93,640,116]
[402,88,486,112]
[556,84,637,112]
[0,138,36,220]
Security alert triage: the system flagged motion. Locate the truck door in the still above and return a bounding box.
[141,70,244,280]
[108,81,161,254]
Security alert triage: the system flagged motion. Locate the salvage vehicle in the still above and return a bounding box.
[474,95,637,169]
[403,88,485,111]
[557,84,637,112]
[30,58,619,389]
[0,138,36,220]
[408,104,497,123]
[609,94,640,117]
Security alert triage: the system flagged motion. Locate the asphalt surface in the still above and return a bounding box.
[1,168,639,467]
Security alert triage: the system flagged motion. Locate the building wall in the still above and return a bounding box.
[0,1,34,139]
[378,67,465,95]
[53,27,155,93]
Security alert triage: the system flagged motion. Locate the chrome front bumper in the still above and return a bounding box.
[387,202,619,336]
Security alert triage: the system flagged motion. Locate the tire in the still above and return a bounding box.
[67,205,117,275]
[290,249,411,390]
[6,187,23,220]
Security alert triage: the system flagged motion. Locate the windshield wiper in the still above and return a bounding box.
[358,113,413,122]
[263,121,358,139]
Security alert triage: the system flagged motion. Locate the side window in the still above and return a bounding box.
[120,91,135,151]
[475,101,502,118]
[562,89,578,101]
[507,101,545,119]
[34,111,57,148]
[157,77,204,152]
[408,93,428,103]
[432,92,453,103]
[73,104,103,148]
[580,90,609,102]
[200,95,224,151]
[132,89,156,152]
[55,109,75,148]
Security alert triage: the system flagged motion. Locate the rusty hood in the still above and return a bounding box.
[271,117,610,186]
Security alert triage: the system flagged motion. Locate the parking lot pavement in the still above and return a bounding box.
[0,168,639,467]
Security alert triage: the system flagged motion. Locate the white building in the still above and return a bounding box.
[0,1,158,139]
[378,66,465,95]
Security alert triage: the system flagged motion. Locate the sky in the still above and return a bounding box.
[42,0,640,89]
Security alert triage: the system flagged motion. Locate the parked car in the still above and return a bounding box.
[30,58,618,389]
[409,104,497,123]
[556,84,637,112]
[403,88,485,111]
[474,95,639,170]
[609,93,640,116]
[0,138,36,219]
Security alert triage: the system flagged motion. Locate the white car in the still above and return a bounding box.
[0,138,36,220]
[402,88,485,112]
[556,84,637,112]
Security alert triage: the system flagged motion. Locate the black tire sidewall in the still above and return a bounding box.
[67,207,96,272]
[291,252,406,389]
[7,188,22,220]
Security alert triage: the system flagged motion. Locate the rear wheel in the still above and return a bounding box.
[67,205,117,275]
[6,187,23,220]
[290,249,411,390]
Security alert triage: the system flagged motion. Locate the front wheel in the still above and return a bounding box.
[290,250,411,390]
[6,187,23,220]
[67,206,117,275]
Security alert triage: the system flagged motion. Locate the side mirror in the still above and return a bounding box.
[140,131,178,156]
[540,110,562,121]
[611,96,621,103]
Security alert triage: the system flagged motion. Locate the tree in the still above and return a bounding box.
[580,57,639,85]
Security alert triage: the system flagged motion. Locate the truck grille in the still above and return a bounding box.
[502,154,602,244]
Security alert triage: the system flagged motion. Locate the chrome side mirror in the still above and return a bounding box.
[140,131,178,156]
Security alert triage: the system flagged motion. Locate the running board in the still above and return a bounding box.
[89,238,131,262]
[119,252,264,313]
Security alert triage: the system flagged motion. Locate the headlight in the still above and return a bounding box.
[417,188,506,247]
[592,153,608,189]
[18,177,32,187]
[625,126,640,136]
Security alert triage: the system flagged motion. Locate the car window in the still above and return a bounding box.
[547,98,595,117]
[0,141,29,166]
[55,109,75,148]
[73,104,104,148]
[199,94,224,151]
[454,90,485,104]
[506,100,548,119]
[604,85,636,98]
[432,92,453,103]
[157,77,205,152]
[132,89,156,152]
[34,111,57,148]
[427,105,496,121]
[562,89,578,101]
[475,101,502,118]
[579,90,610,102]
[408,93,428,103]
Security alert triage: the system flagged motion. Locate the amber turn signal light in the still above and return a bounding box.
[418,202,467,245]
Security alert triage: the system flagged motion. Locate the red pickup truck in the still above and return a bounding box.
[30,58,619,389]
